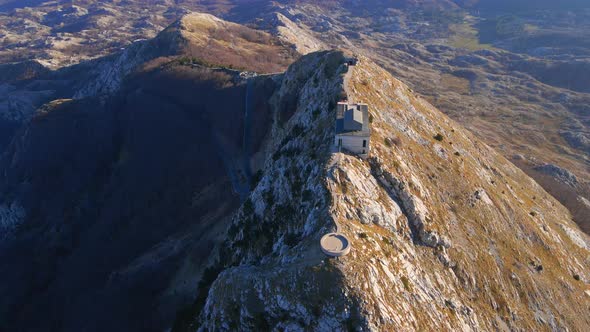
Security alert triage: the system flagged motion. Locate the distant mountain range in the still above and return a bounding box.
[473,0,590,11]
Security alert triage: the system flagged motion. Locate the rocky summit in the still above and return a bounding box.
[0,8,589,332]
[183,51,590,331]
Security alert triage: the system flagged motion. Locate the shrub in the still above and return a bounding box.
[433,133,444,141]
[341,180,348,194]
[309,149,317,160]
[302,189,313,202]
[284,232,300,247]
[272,151,281,161]
[338,91,347,101]
[400,276,412,291]
[385,136,401,147]
[291,176,303,194]
[227,223,239,238]
[312,108,321,120]
[243,198,254,215]
[282,147,302,158]
[384,137,393,147]
[291,124,305,137]
[274,204,296,224]
[263,190,275,206]
[252,170,263,187]
[328,100,336,111]
[323,52,345,78]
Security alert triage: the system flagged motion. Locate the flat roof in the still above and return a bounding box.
[320,233,351,257]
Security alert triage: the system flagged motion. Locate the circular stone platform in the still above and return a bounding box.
[320,233,351,257]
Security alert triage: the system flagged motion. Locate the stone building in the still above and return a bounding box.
[334,102,370,158]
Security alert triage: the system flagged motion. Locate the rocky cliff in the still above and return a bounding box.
[185,52,590,331]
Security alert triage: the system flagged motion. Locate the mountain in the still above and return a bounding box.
[1,5,589,332]
[0,13,297,332]
[176,50,590,331]
[2,2,589,234]
[0,11,296,150]
[229,0,590,236]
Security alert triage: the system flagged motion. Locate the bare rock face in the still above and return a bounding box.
[534,163,579,188]
[188,54,590,331]
[560,131,590,155]
[270,13,326,55]
[191,50,358,331]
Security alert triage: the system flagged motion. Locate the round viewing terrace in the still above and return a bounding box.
[320,233,351,257]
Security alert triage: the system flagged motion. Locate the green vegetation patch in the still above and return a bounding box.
[176,56,247,71]
[448,17,496,51]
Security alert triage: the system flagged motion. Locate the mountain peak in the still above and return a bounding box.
[156,11,299,73]
[190,52,590,331]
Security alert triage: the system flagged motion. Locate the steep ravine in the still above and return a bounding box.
[184,52,590,331]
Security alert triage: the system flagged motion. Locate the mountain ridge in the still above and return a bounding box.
[176,51,590,331]
[2,1,589,235]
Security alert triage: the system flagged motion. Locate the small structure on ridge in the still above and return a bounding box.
[345,56,358,66]
[320,233,351,257]
[334,102,371,158]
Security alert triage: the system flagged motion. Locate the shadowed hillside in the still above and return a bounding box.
[0,55,280,332]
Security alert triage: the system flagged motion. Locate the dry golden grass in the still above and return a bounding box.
[166,12,298,73]
[440,73,471,95]
[331,57,590,331]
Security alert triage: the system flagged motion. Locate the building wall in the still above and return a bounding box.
[358,104,368,114]
[337,102,347,118]
[335,134,370,156]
